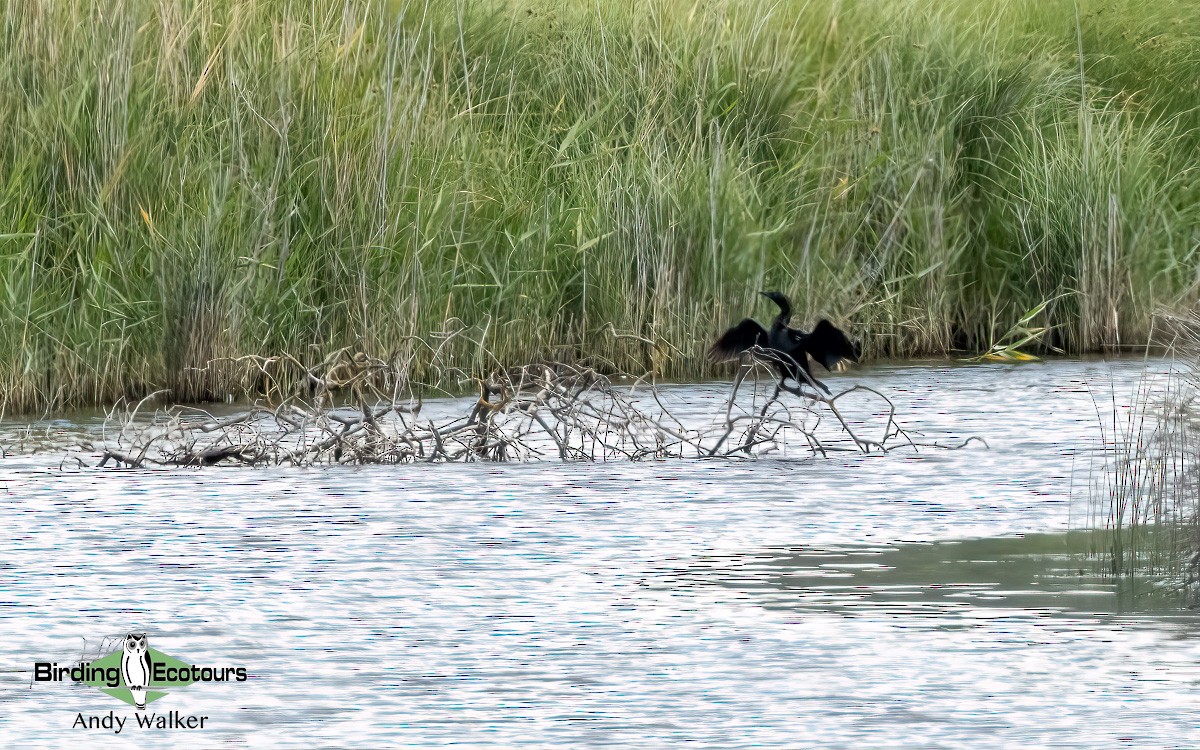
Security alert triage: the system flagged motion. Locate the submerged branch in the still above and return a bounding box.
[91,340,980,468]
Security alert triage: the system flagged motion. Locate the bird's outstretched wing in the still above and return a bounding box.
[708,318,768,361]
[802,319,861,370]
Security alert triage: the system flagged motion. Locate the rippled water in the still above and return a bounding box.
[0,358,1196,748]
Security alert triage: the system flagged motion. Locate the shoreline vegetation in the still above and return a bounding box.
[1092,313,1199,601]
[3,0,1200,415]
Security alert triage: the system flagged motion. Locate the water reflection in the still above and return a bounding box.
[675,532,1197,621]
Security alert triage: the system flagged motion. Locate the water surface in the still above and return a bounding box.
[0,358,1195,748]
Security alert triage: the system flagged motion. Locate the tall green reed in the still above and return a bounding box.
[1089,313,1200,593]
[2,0,1198,413]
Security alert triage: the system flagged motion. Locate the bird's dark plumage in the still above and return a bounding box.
[708,291,860,394]
[709,318,769,361]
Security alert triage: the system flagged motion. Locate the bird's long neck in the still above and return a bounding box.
[769,297,792,329]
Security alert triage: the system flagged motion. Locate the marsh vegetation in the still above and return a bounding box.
[1090,314,1200,599]
[3,0,1200,413]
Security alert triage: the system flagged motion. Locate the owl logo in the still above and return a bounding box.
[120,633,152,710]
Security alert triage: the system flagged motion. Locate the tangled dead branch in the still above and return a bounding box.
[90,335,980,468]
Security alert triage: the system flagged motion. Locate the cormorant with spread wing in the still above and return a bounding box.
[708,291,861,395]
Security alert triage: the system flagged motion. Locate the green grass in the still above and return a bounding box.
[1089,313,1199,596]
[3,0,1200,413]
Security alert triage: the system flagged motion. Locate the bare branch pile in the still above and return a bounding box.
[92,345,978,468]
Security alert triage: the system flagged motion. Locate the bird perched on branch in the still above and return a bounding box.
[709,291,861,395]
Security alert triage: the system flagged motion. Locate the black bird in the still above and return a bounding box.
[708,291,861,395]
